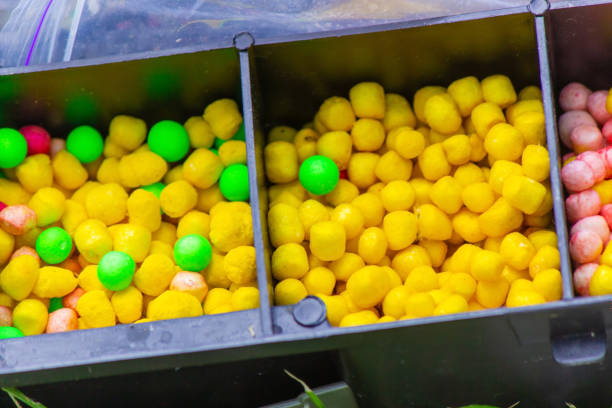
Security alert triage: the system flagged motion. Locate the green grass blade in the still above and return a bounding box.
[2,388,47,408]
[284,369,326,408]
[7,393,22,408]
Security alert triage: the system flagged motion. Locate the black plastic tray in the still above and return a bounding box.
[1,1,612,406]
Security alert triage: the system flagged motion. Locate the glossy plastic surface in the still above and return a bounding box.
[0,0,530,67]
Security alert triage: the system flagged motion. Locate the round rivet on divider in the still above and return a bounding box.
[233,32,255,51]
[528,0,550,16]
[292,296,327,327]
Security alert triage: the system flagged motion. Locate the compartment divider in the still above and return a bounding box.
[550,0,612,10]
[534,14,574,299]
[237,39,275,337]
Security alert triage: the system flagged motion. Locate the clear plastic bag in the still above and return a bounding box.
[0,0,529,68]
[0,0,76,67]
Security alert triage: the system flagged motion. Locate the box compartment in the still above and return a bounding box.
[249,6,612,406]
[0,47,277,385]
[547,1,612,294]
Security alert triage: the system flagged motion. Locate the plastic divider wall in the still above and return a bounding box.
[535,11,574,299]
[237,33,275,337]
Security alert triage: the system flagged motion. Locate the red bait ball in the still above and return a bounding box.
[19,125,51,156]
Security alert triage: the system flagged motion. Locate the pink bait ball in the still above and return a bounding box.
[563,152,576,163]
[570,230,603,264]
[0,306,12,327]
[19,125,51,156]
[570,125,604,153]
[50,138,66,157]
[559,82,591,112]
[587,90,612,125]
[577,151,606,183]
[10,246,40,263]
[561,158,595,192]
[599,146,612,176]
[45,308,78,334]
[558,110,598,149]
[570,215,610,243]
[0,205,37,235]
[0,202,6,212]
[63,287,85,311]
[573,263,598,296]
[598,147,612,175]
[600,204,612,229]
[602,118,612,144]
[566,189,601,223]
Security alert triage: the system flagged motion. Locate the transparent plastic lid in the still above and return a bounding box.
[0,0,528,68]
